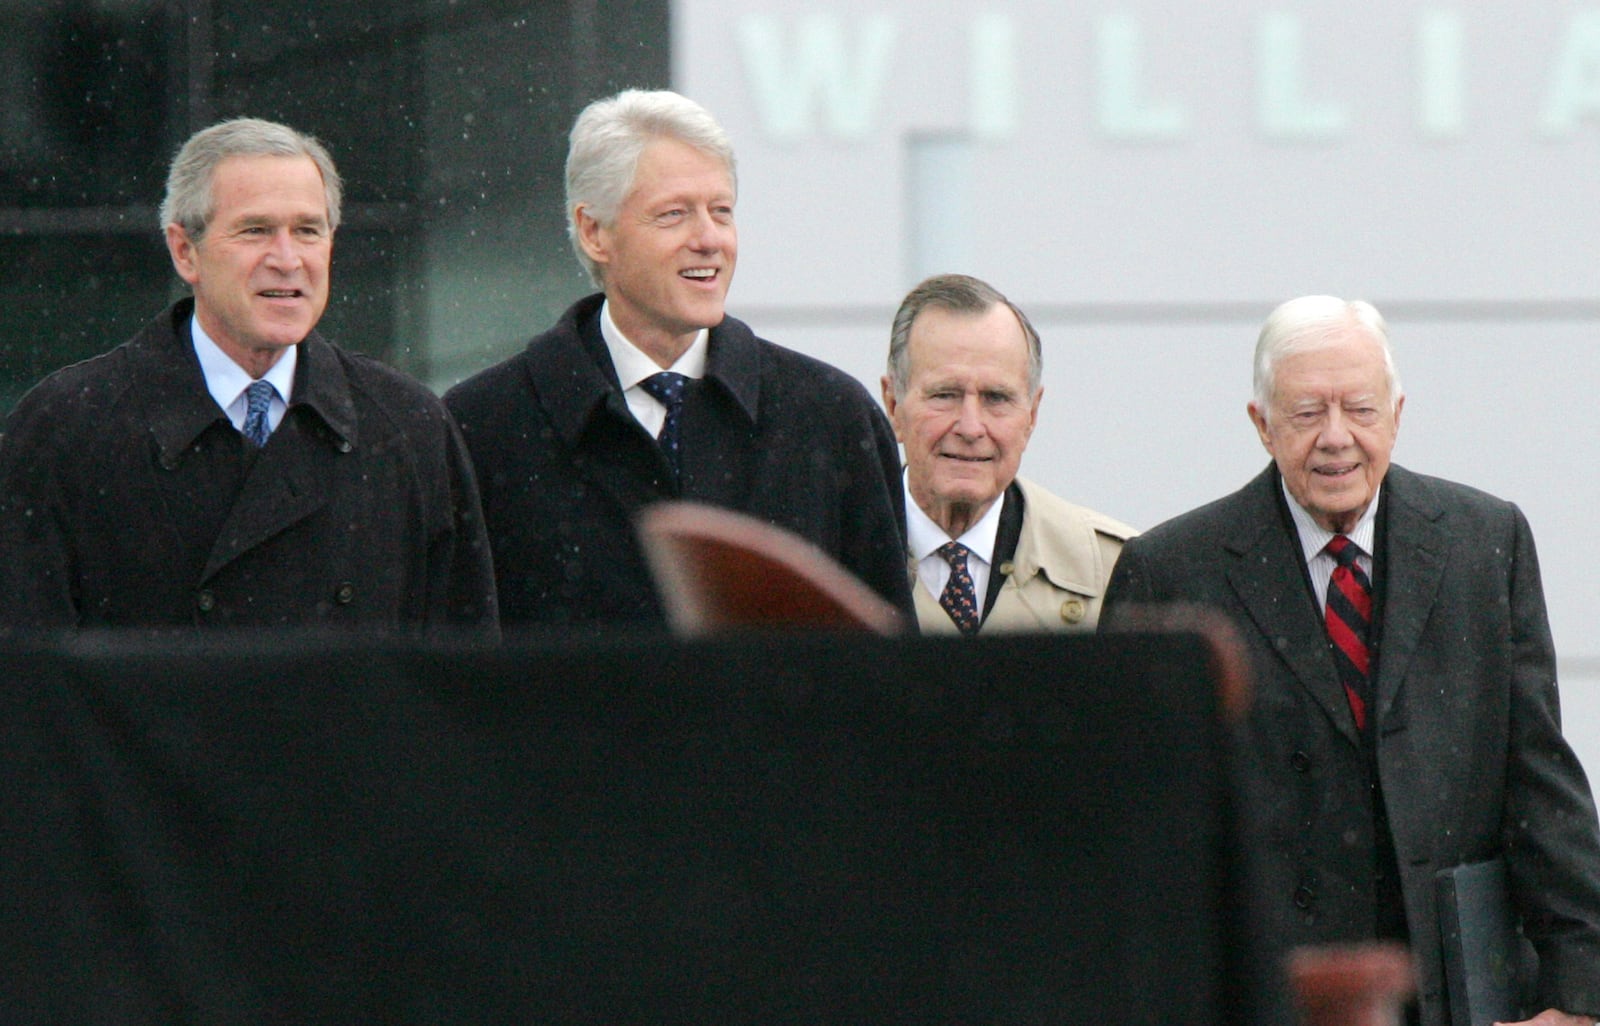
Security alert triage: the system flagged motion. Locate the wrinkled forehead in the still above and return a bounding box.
[625,137,736,199]
[1270,332,1392,397]
[910,304,1030,364]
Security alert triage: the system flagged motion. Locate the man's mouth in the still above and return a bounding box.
[680,268,717,281]
[941,453,992,463]
[259,289,303,299]
[1314,462,1358,477]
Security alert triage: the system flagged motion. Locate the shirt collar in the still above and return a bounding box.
[903,473,1006,565]
[599,299,708,386]
[1282,478,1380,563]
[190,313,298,409]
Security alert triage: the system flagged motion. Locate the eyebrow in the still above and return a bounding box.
[649,188,735,207]
[230,211,328,226]
[921,381,1020,397]
[1283,393,1383,410]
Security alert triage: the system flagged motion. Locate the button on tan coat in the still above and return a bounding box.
[911,476,1137,634]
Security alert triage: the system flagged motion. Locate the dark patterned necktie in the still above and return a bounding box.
[242,380,275,448]
[1324,534,1373,731]
[638,372,689,475]
[936,541,981,636]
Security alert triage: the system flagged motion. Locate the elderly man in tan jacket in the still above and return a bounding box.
[882,274,1137,635]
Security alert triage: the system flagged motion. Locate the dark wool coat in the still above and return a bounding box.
[1102,463,1600,1026]
[443,294,913,631]
[0,300,497,636]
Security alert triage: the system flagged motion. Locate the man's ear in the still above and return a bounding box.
[879,376,907,443]
[165,223,201,286]
[573,205,609,268]
[1247,401,1273,452]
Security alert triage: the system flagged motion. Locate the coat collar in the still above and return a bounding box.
[1006,476,1112,597]
[1222,463,1449,747]
[1223,464,1362,745]
[1368,464,1449,716]
[142,299,357,463]
[527,294,762,448]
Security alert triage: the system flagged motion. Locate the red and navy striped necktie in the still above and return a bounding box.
[1324,534,1373,731]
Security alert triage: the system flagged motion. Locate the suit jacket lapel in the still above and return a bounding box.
[202,421,335,581]
[201,337,353,583]
[531,304,677,510]
[1225,467,1363,747]
[1371,466,1448,722]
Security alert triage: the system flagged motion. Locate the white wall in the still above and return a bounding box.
[674,2,1600,773]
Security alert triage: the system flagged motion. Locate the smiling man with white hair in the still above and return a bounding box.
[1102,295,1600,1026]
[445,89,912,629]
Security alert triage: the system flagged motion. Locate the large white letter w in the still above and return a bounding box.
[737,13,896,141]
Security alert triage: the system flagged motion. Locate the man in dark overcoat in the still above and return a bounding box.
[1101,295,1600,1026]
[444,90,911,630]
[0,118,496,634]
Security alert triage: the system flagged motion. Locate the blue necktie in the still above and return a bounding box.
[936,541,981,635]
[638,372,689,475]
[242,380,275,448]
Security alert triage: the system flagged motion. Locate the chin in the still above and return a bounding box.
[940,488,996,508]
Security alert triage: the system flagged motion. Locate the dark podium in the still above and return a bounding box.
[1,628,1288,1025]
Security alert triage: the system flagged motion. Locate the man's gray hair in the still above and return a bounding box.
[887,273,1043,398]
[1252,295,1402,421]
[565,89,737,287]
[160,117,343,241]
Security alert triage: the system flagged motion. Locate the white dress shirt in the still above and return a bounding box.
[1282,480,1380,614]
[599,300,708,438]
[903,476,1006,617]
[191,315,297,437]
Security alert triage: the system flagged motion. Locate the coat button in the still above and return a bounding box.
[1290,750,1312,773]
[333,581,356,605]
[1293,884,1315,909]
[1059,598,1086,625]
[195,590,215,613]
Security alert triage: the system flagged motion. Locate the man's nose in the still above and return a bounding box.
[1318,409,1354,448]
[687,209,729,249]
[263,228,301,267]
[953,395,986,436]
